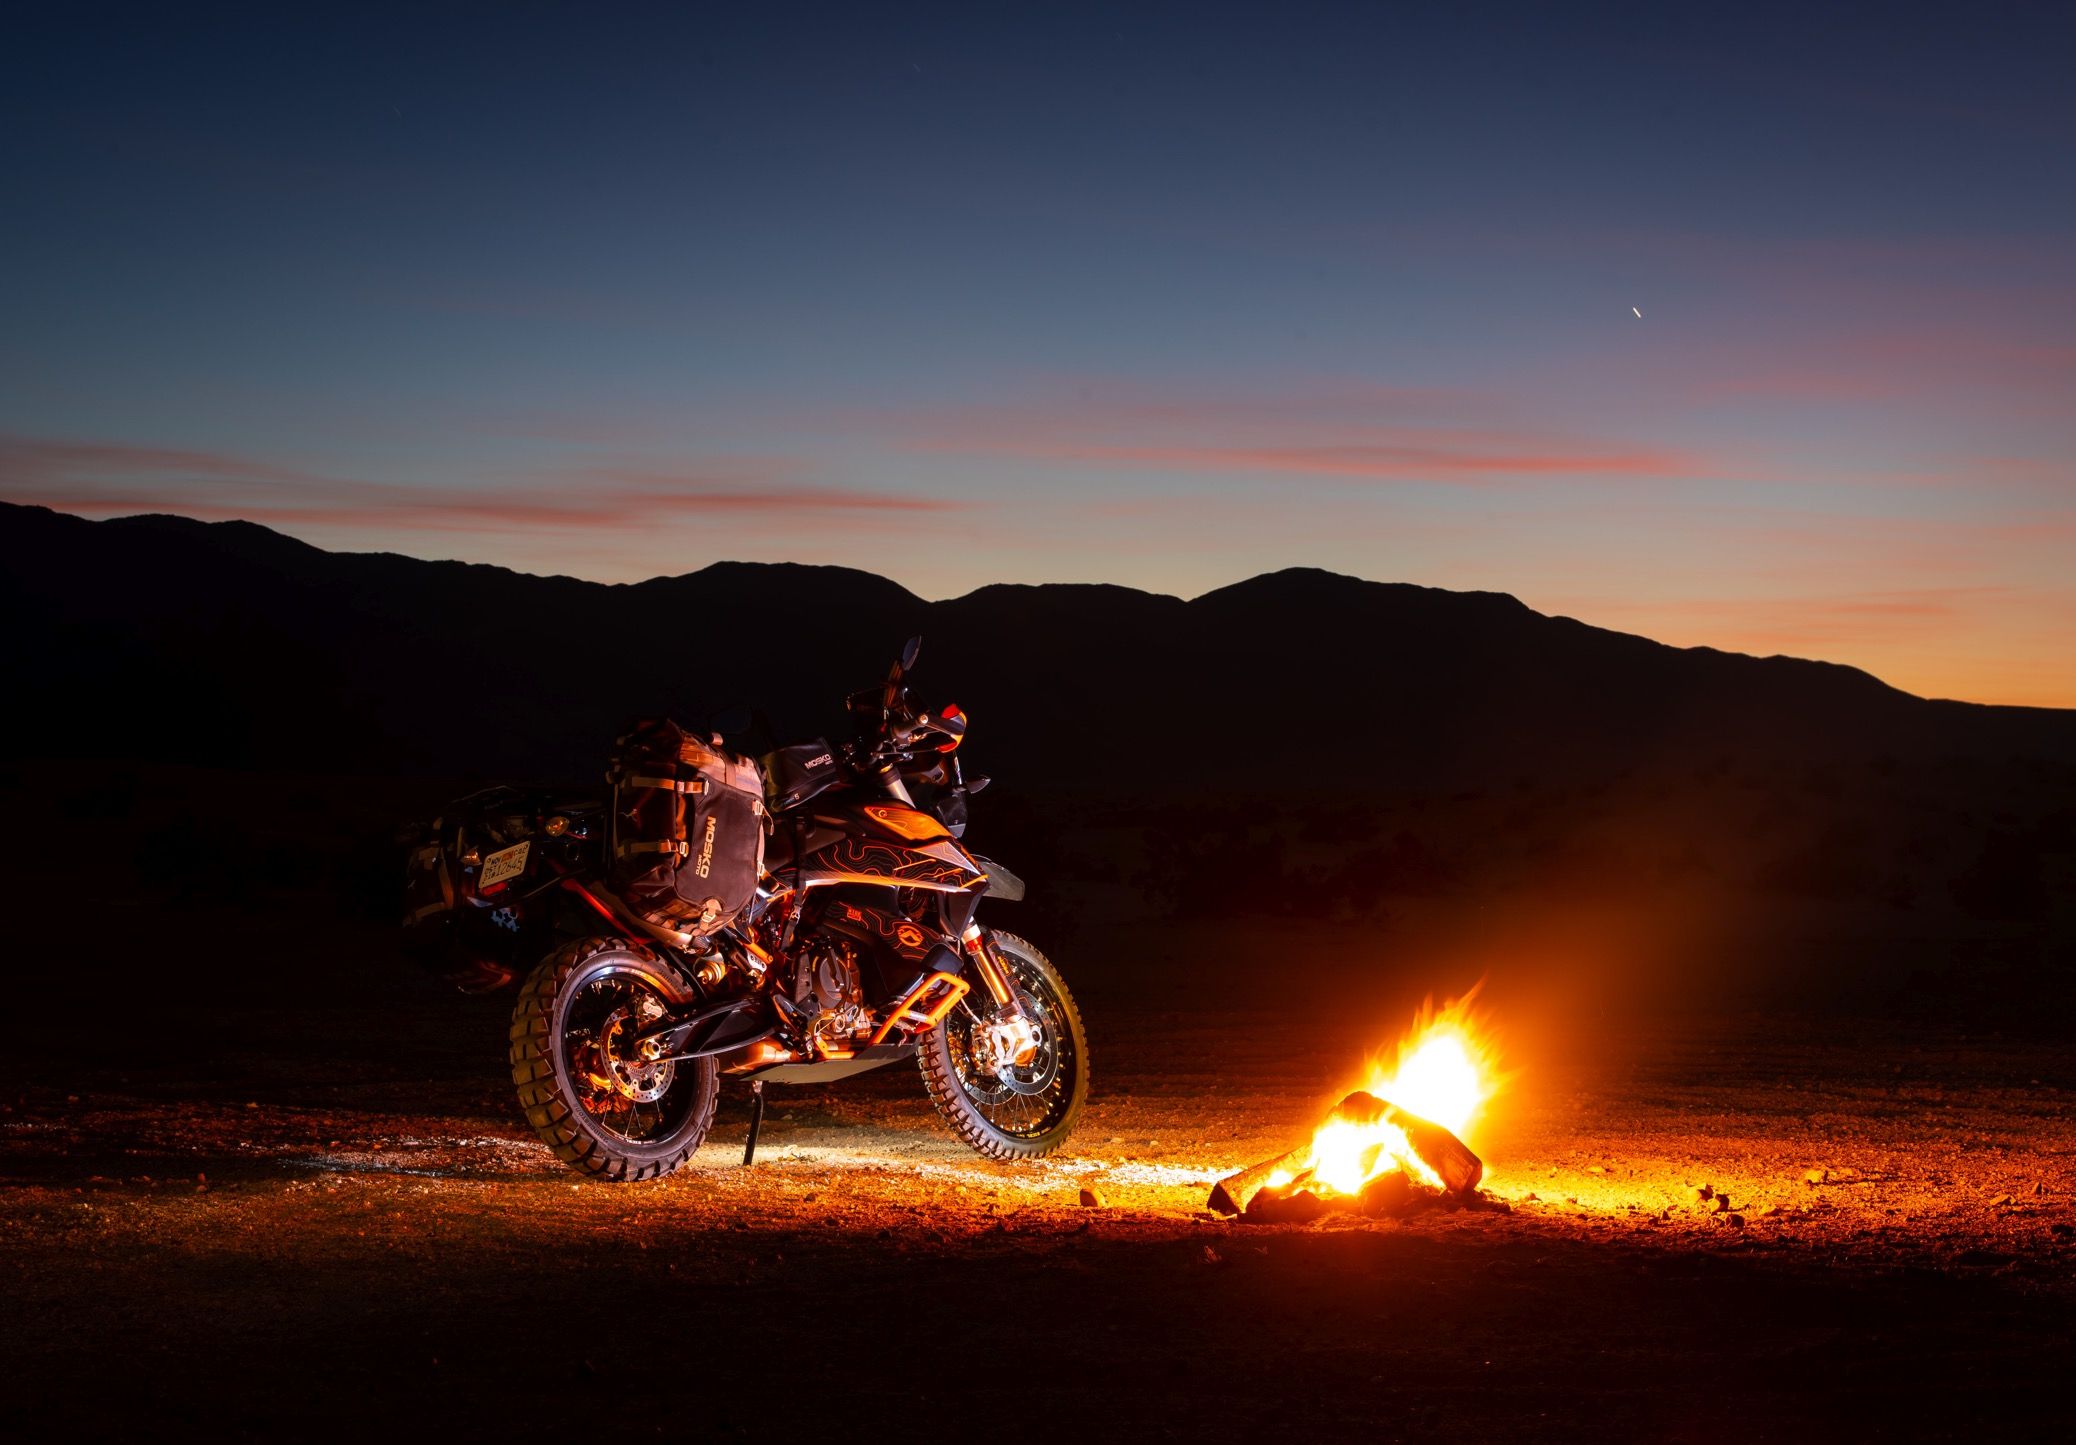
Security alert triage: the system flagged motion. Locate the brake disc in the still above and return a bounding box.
[989,992,1060,1097]
[599,1007,675,1103]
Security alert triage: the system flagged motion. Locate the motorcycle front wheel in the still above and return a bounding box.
[918,931,1089,1160]
[509,937,719,1182]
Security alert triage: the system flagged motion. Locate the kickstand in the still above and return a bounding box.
[742,1079,766,1167]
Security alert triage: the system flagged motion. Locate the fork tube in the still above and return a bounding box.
[963,930,1017,1007]
[877,764,917,806]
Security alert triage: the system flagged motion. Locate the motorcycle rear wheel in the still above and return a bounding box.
[509,937,718,1182]
[918,931,1089,1160]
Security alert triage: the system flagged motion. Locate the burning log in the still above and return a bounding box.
[1241,1178,1335,1224]
[1207,1092,1486,1220]
[1212,996,1501,1221]
[1357,1168,1415,1217]
[1328,1091,1484,1195]
[1206,1147,1309,1218]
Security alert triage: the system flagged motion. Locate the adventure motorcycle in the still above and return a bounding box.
[402,639,1088,1181]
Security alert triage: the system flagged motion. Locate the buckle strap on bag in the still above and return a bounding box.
[619,773,707,794]
[616,839,690,859]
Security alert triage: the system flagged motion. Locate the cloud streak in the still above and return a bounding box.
[1021,439,1698,481]
[0,433,965,534]
[861,384,1714,485]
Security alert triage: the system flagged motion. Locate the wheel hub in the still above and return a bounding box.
[973,996,1058,1097]
[599,1006,674,1103]
[979,1013,1042,1070]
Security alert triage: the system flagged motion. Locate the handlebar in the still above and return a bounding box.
[845,639,964,766]
[885,703,963,754]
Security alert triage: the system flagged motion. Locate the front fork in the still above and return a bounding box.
[960,924,1042,1068]
[961,923,1016,1006]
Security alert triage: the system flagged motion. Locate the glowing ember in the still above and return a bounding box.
[1301,994,1503,1198]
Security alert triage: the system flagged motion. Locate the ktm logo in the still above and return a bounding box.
[694,815,716,877]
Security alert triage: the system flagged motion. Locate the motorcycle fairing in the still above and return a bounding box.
[817,892,937,963]
[770,798,988,893]
[797,835,983,891]
[857,802,951,842]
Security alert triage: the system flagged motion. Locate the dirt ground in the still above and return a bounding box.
[5,981,2074,1443]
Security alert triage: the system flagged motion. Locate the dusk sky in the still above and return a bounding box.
[4,4,2072,706]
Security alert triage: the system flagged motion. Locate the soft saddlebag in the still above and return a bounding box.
[607,720,766,936]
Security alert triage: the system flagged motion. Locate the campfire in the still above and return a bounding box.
[1211,996,1506,1222]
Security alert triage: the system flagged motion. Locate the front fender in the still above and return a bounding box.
[973,855,1026,901]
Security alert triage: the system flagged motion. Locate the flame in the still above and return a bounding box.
[1296,992,1503,1198]
[1307,1119,1386,1195]
[1365,1015,1493,1137]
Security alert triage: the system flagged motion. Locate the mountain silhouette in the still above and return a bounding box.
[5,501,2072,792]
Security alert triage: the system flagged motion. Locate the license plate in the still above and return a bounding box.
[478,841,530,889]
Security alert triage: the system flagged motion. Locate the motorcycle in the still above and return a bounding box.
[405,638,1089,1181]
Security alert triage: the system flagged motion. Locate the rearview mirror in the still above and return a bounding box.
[900,635,922,672]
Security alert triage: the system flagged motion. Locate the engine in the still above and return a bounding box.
[793,937,868,1054]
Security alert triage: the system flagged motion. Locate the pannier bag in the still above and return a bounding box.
[607,719,766,936]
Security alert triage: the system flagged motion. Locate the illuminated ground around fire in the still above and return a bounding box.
[6,1003,2074,1439]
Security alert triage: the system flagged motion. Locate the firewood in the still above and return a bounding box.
[1207,1147,1309,1217]
[1244,1186,1332,1224]
[1358,1169,1417,1217]
[1208,1094,1486,1218]
[1328,1091,1484,1195]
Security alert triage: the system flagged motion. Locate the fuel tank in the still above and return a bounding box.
[766,798,987,893]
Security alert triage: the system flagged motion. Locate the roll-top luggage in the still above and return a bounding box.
[607,720,765,936]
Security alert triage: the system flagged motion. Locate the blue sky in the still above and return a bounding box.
[4,3,2072,703]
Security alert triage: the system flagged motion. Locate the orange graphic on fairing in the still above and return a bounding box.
[862,804,952,842]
